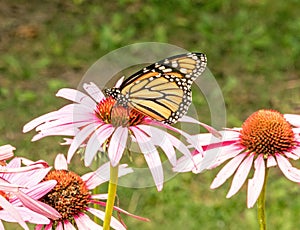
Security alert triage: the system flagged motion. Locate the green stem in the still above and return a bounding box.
[257,167,269,230]
[103,164,119,230]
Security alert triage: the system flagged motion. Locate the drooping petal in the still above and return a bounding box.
[15,191,61,220]
[267,155,277,167]
[291,146,300,157]
[67,123,102,163]
[136,125,177,165]
[108,126,128,167]
[82,162,133,189]
[284,114,300,127]
[74,213,102,230]
[210,152,247,189]
[84,124,115,166]
[0,144,15,160]
[90,194,108,200]
[87,207,126,230]
[226,154,254,198]
[54,154,68,170]
[179,115,222,138]
[0,207,50,225]
[11,180,57,205]
[207,143,243,169]
[83,82,105,103]
[174,153,202,173]
[0,196,29,230]
[56,88,96,108]
[247,155,265,208]
[144,150,163,191]
[276,153,300,182]
[284,151,299,160]
[63,219,76,230]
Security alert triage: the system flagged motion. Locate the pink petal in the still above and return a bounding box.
[284,114,300,127]
[84,124,115,166]
[44,222,53,230]
[23,110,60,133]
[173,154,202,173]
[210,152,247,189]
[0,196,29,230]
[276,153,300,182]
[292,146,300,157]
[267,155,277,167]
[247,155,265,208]
[0,179,21,192]
[138,125,177,165]
[144,150,163,191]
[63,219,76,230]
[82,162,133,190]
[284,151,299,160]
[90,194,108,200]
[56,221,63,230]
[15,191,61,220]
[0,144,15,160]
[54,154,68,170]
[11,180,57,205]
[207,143,242,169]
[83,82,105,103]
[56,88,96,108]
[67,123,102,163]
[226,154,254,198]
[108,126,128,167]
[179,115,222,138]
[0,207,50,224]
[88,207,126,230]
[74,213,102,230]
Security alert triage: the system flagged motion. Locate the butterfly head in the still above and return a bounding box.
[104,87,128,107]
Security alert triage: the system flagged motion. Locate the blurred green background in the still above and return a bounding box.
[1,0,300,229]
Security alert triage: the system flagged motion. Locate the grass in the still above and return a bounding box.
[1,0,300,229]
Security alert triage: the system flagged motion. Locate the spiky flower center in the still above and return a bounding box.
[240,110,295,156]
[41,170,90,221]
[95,97,146,127]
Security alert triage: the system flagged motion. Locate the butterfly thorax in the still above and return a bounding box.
[104,88,128,107]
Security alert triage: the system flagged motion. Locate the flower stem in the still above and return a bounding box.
[103,164,119,230]
[257,167,269,230]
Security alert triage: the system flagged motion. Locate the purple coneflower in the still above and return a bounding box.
[22,82,209,191]
[35,154,146,230]
[0,146,60,230]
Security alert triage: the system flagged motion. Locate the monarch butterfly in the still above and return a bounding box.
[104,52,207,124]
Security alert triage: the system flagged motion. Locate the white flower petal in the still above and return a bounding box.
[276,153,300,182]
[267,155,277,167]
[83,82,105,103]
[226,154,254,198]
[207,143,242,169]
[108,126,128,167]
[56,88,96,108]
[67,123,102,163]
[74,213,102,230]
[284,114,300,127]
[82,162,133,189]
[87,207,126,230]
[144,150,164,191]
[210,152,247,189]
[63,219,76,230]
[84,124,115,166]
[54,154,68,170]
[247,155,265,208]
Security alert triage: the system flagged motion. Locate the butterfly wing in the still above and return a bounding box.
[106,53,207,124]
